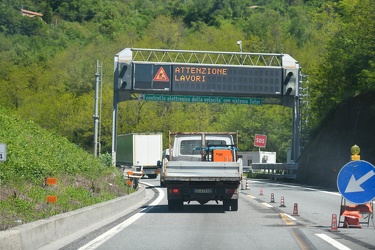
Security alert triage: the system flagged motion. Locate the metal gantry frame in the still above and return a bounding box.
[130,48,284,66]
[112,48,302,166]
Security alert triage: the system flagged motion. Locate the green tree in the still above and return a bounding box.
[140,15,187,49]
[211,104,292,162]
[309,0,375,122]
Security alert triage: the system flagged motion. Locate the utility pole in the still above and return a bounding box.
[93,60,100,157]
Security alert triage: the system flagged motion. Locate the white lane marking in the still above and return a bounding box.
[78,185,164,250]
[316,233,351,250]
[249,180,375,207]
[248,180,342,196]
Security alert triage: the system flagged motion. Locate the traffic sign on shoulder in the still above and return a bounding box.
[254,134,267,148]
[0,143,6,162]
[337,160,375,204]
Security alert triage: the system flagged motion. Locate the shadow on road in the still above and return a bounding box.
[141,203,227,214]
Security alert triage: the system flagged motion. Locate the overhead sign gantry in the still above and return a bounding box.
[112,48,301,165]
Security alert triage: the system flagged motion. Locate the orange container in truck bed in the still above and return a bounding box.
[213,150,233,162]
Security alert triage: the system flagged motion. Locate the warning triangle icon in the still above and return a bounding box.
[153,67,169,82]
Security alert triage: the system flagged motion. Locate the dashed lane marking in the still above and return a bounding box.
[261,202,273,208]
[246,194,297,225]
[280,213,297,225]
[316,233,351,250]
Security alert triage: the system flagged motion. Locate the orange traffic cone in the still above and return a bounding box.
[270,193,275,203]
[293,203,299,216]
[331,214,338,231]
[279,196,286,207]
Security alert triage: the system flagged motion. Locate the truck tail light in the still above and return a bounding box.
[225,188,237,194]
[170,188,180,194]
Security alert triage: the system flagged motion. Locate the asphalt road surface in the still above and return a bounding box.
[63,178,375,250]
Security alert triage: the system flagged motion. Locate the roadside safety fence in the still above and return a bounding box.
[243,163,298,179]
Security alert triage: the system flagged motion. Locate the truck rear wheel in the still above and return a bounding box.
[231,199,238,211]
[168,200,176,211]
[223,199,230,211]
[176,199,183,211]
[168,199,183,211]
[132,178,139,189]
[160,180,165,187]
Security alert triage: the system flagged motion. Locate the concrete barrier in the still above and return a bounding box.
[0,186,146,250]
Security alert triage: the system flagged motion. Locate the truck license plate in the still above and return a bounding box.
[194,189,212,194]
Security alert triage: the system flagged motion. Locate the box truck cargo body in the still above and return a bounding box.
[239,151,276,165]
[116,133,162,179]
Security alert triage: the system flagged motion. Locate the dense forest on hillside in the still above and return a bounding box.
[0,0,374,162]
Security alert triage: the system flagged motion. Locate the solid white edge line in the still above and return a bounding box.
[78,184,164,250]
[253,180,342,196]
[315,233,351,250]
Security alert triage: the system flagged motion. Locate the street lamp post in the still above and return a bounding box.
[237,40,242,64]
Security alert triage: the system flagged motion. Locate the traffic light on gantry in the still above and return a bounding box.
[116,62,132,91]
[283,69,298,96]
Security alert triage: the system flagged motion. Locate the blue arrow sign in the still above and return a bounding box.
[337,160,375,204]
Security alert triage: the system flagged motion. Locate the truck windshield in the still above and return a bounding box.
[180,140,228,155]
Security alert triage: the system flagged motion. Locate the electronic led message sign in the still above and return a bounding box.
[133,63,282,96]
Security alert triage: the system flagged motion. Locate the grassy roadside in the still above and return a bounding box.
[0,106,130,230]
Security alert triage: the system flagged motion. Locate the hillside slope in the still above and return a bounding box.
[0,106,128,230]
[297,91,375,187]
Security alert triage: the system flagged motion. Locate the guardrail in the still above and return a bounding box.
[0,187,146,250]
[243,163,298,179]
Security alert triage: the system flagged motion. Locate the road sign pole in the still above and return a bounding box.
[93,60,100,157]
[112,55,119,166]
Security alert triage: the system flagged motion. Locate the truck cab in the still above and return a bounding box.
[171,134,234,161]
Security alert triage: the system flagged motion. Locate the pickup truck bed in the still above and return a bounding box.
[165,160,242,211]
[165,161,242,181]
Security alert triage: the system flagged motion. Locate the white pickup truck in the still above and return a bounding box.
[159,132,243,211]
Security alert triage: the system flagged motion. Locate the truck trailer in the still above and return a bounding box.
[161,132,243,211]
[239,151,276,165]
[116,133,162,179]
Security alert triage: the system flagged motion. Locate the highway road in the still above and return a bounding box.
[63,178,375,250]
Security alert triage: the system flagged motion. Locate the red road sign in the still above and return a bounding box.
[254,134,267,147]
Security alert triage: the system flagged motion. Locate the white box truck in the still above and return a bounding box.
[116,133,163,179]
[239,151,276,165]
